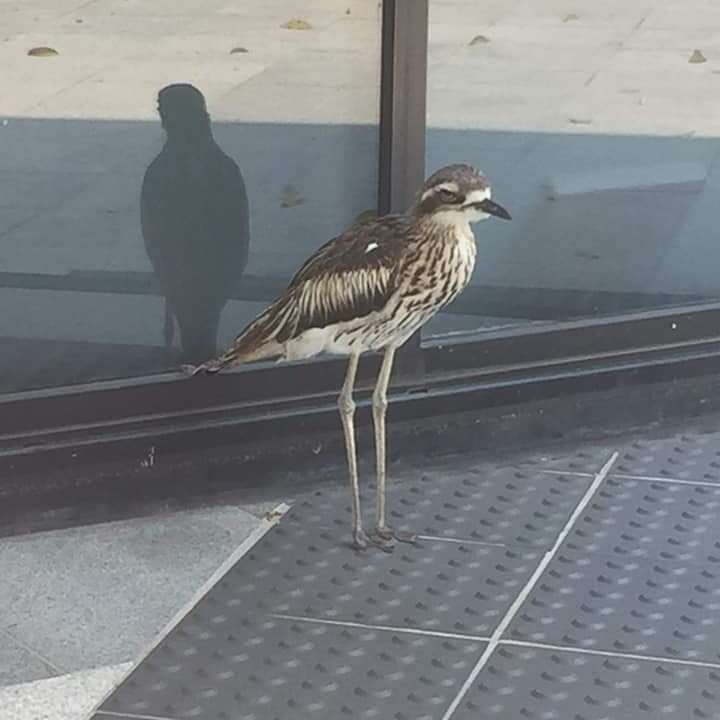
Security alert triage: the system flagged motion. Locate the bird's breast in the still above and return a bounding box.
[400,225,476,309]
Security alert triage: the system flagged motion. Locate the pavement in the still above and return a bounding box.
[61,415,720,720]
[0,505,265,718]
[5,413,720,719]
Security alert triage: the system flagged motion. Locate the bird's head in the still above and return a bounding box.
[157,83,211,139]
[414,163,511,225]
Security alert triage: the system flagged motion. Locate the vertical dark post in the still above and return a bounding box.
[378,0,429,379]
[378,0,429,215]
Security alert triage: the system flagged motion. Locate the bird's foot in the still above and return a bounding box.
[352,528,394,553]
[373,525,418,545]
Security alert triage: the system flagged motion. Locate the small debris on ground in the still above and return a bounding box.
[282,18,313,30]
[280,184,304,208]
[689,49,707,64]
[27,46,58,57]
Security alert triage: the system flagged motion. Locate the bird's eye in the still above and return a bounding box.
[436,188,457,203]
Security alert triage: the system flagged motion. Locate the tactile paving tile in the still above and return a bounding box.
[290,465,592,548]
[512,444,613,476]
[96,614,486,720]
[562,476,720,565]
[508,542,720,662]
[224,522,540,636]
[508,475,720,662]
[453,645,720,720]
[613,428,720,482]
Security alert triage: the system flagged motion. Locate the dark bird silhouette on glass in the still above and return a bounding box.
[185,164,510,550]
[141,83,250,364]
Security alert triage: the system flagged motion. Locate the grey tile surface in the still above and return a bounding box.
[99,616,485,720]
[613,429,720,481]
[231,521,539,636]
[507,474,720,662]
[0,507,260,681]
[86,432,720,720]
[513,444,615,476]
[509,542,720,662]
[291,465,592,548]
[454,645,720,720]
[562,476,720,564]
[0,629,58,686]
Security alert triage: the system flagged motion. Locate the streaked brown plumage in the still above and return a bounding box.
[187,163,511,550]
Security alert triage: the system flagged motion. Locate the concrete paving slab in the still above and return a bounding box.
[0,629,60,686]
[0,507,261,685]
[0,663,131,720]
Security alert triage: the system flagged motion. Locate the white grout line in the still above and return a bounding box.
[613,472,720,488]
[276,612,720,673]
[416,534,507,548]
[545,467,720,489]
[0,625,66,676]
[83,504,291,720]
[539,469,596,478]
[501,639,720,671]
[270,613,492,643]
[439,450,619,720]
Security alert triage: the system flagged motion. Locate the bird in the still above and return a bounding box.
[185,164,511,550]
[141,83,250,365]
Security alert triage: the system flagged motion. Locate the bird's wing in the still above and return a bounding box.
[211,215,410,366]
[280,215,410,338]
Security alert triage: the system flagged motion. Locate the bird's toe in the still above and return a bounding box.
[353,528,395,552]
[368,528,396,551]
[375,525,418,545]
[351,529,370,551]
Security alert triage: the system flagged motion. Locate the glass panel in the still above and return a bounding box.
[425,0,720,340]
[1,2,381,393]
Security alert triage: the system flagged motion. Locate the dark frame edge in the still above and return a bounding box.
[378,0,429,215]
[4,341,720,537]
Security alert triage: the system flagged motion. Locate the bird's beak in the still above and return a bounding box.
[478,198,512,220]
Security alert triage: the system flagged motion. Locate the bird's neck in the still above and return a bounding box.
[416,213,475,244]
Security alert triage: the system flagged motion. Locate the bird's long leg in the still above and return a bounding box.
[370,346,417,545]
[338,352,370,550]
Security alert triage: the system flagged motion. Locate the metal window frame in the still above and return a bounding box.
[5,0,720,524]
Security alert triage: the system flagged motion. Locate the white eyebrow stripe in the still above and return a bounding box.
[420,180,460,202]
[365,242,379,253]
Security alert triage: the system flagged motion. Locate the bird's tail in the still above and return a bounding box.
[180,310,283,377]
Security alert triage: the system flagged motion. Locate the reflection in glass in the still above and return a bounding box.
[0,4,381,393]
[142,84,249,364]
[425,0,720,339]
